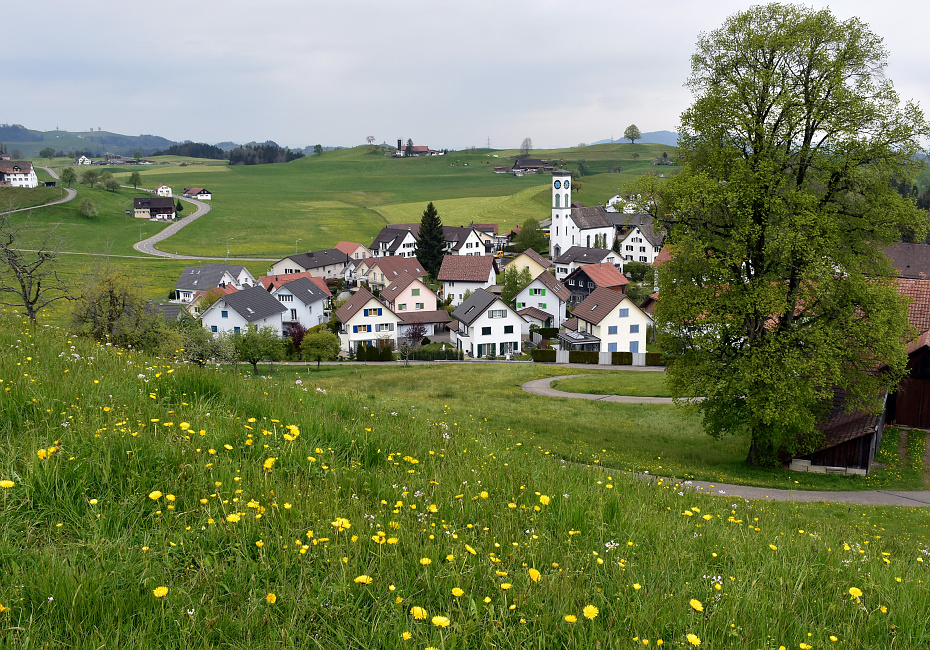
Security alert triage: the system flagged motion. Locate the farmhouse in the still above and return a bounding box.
[75,155,91,165]
[511,159,554,174]
[450,289,525,358]
[155,184,172,197]
[183,187,212,200]
[268,249,351,280]
[437,255,497,306]
[0,161,38,188]
[133,196,176,220]
[200,285,287,336]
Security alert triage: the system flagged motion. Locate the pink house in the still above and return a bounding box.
[381,272,451,340]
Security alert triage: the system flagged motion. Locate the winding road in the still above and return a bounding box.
[523,374,930,507]
[2,166,76,214]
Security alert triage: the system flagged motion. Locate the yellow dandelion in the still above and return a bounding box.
[411,606,428,620]
[686,633,701,646]
[528,568,541,582]
[880,605,888,613]
[420,557,432,566]
[465,544,476,555]
[226,514,240,523]
[769,544,778,551]
[480,491,489,499]
[689,599,703,612]
[432,615,450,628]
[0,480,15,489]
[255,540,264,548]
[452,587,464,597]
[401,631,412,640]
[583,604,599,619]
[633,583,642,590]
[564,614,577,623]
[539,495,550,505]
[848,587,862,599]
[354,575,373,585]
[152,586,168,598]
[266,592,276,604]
[148,490,162,500]
[501,583,512,590]
[830,636,838,642]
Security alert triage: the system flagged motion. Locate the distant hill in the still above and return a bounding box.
[1,127,177,157]
[593,131,679,147]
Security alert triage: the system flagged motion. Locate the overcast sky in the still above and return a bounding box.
[4,0,928,150]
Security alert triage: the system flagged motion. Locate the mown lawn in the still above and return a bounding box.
[550,370,672,398]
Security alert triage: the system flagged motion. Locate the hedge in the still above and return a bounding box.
[407,348,464,361]
[611,351,634,366]
[645,352,666,366]
[532,349,556,363]
[569,350,600,364]
[536,327,559,340]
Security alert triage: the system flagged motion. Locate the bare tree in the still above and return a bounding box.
[366,136,376,145]
[0,210,72,321]
[520,137,533,158]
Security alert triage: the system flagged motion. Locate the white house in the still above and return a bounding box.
[558,287,652,353]
[334,287,401,354]
[268,249,351,280]
[174,264,257,304]
[363,256,428,292]
[443,226,491,256]
[335,241,372,261]
[552,247,624,281]
[548,170,615,259]
[608,214,665,265]
[200,285,286,336]
[271,276,330,333]
[75,156,91,165]
[155,184,173,197]
[183,187,212,200]
[370,226,419,257]
[0,161,38,188]
[514,271,570,329]
[450,289,525,358]
[437,255,497,306]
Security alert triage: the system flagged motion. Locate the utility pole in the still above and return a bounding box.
[486,137,491,149]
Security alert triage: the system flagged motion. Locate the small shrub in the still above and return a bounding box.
[532,349,556,363]
[379,345,394,362]
[537,327,558,339]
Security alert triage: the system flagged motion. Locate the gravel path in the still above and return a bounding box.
[524,375,930,507]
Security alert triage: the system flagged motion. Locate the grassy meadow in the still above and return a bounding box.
[551,370,673,398]
[2,314,930,648]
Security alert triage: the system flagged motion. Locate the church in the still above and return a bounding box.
[547,170,615,259]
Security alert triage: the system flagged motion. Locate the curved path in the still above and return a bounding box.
[131,192,276,261]
[2,166,76,214]
[523,374,930,507]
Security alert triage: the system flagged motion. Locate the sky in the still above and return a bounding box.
[4,0,928,150]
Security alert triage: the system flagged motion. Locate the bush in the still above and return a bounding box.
[645,352,666,366]
[532,349,557,363]
[408,348,463,361]
[421,338,431,346]
[569,350,599,364]
[537,327,558,340]
[366,345,380,362]
[611,351,634,365]
[379,345,394,362]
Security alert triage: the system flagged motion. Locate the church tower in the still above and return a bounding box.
[549,170,573,258]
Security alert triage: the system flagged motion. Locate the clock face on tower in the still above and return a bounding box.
[553,180,561,189]
[564,180,570,189]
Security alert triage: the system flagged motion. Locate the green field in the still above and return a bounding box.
[550,370,673,398]
[2,317,929,648]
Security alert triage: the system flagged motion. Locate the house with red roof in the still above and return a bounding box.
[563,263,629,307]
[558,287,652,354]
[334,288,401,354]
[437,255,497,306]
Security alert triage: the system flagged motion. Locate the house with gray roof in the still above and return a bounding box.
[450,289,525,358]
[551,246,623,280]
[174,264,257,304]
[200,285,287,336]
[269,249,351,280]
[371,226,419,257]
[608,213,665,265]
[557,286,651,354]
[514,271,571,328]
[270,276,330,333]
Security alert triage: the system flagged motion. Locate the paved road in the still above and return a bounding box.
[1,166,76,214]
[525,374,930,506]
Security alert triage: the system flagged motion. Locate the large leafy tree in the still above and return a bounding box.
[642,4,929,466]
[234,325,285,374]
[623,124,641,144]
[414,201,445,278]
[500,264,533,304]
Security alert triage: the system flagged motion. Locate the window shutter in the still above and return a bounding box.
[378,308,383,316]
[353,325,358,333]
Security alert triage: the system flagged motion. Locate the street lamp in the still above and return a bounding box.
[226,237,234,265]
[295,238,302,254]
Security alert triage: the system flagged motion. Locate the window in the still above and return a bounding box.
[530,288,546,296]
[626,245,633,251]
[619,308,629,317]
[488,309,506,319]
[234,327,241,333]
[516,302,525,309]
[364,308,383,317]
[482,326,492,336]
[630,324,640,333]
[639,246,646,252]
[398,304,407,311]
[587,282,594,288]
[504,325,514,334]
[639,256,648,262]
[608,326,618,335]
[630,341,639,353]
[608,342,617,352]
[555,194,560,208]
[279,294,293,302]
[538,303,546,309]
[290,309,297,320]
[411,288,420,296]
[210,325,218,333]
[221,310,228,318]
[416,302,424,310]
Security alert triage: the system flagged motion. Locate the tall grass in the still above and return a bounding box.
[1,313,929,647]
